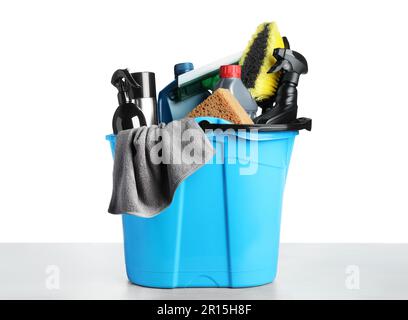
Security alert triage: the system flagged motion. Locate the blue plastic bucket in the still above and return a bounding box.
[107,117,298,288]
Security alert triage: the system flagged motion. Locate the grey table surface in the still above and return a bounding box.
[0,243,407,300]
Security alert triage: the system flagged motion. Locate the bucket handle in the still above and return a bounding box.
[198,117,312,132]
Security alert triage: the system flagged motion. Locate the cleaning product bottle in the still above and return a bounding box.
[111,69,147,134]
[254,48,308,124]
[214,65,258,118]
[157,63,211,123]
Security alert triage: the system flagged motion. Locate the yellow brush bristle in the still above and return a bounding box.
[239,22,285,102]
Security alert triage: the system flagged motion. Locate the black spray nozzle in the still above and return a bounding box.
[111,69,156,102]
[282,36,290,49]
[111,69,141,90]
[111,69,141,105]
[268,48,308,84]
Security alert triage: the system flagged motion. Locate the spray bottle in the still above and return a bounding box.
[254,48,308,124]
[111,69,146,134]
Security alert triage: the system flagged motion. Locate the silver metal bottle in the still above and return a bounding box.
[131,71,158,125]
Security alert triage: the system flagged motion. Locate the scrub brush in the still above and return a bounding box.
[239,22,285,107]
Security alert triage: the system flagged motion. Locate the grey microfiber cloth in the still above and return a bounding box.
[108,118,215,217]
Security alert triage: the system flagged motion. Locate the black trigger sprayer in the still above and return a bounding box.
[254,48,308,124]
[111,69,147,134]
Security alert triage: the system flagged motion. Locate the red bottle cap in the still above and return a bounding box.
[219,65,241,78]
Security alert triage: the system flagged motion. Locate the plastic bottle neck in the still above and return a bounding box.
[282,72,300,85]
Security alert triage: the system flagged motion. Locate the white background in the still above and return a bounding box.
[0,0,407,243]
